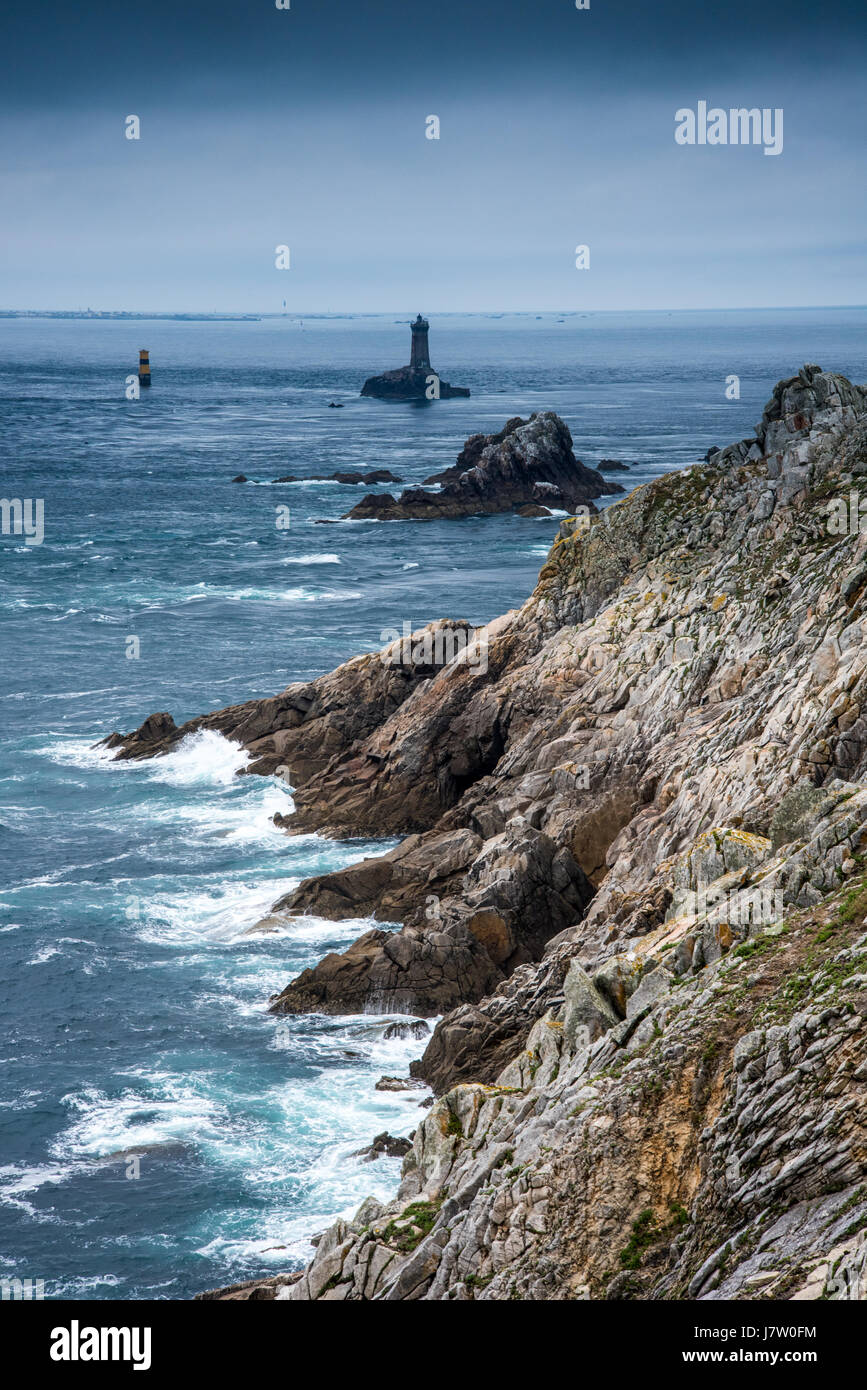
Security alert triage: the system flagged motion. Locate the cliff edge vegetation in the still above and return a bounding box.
[107,365,867,1300]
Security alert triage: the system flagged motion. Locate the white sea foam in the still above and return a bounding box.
[0,685,119,702]
[0,1087,41,1110]
[0,1160,88,1217]
[42,729,260,806]
[37,736,118,771]
[192,1023,427,1263]
[110,580,362,609]
[143,730,250,787]
[145,781,292,840]
[195,1225,315,1268]
[55,1080,227,1161]
[280,553,341,565]
[127,876,301,947]
[50,1275,122,1298]
[25,945,62,966]
[199,585,361,603]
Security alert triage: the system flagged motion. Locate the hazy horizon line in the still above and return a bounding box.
[3,303,866,319]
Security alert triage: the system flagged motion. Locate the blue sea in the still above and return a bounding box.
[1,308,866,1300]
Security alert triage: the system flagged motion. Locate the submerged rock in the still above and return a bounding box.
[272,469,402,485]
[354,1131,414,1161]
[383,1020,430,1041]
[374,1076,427,1092]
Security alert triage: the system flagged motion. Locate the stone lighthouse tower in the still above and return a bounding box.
[409,314,431,372]
[360,314,469,399]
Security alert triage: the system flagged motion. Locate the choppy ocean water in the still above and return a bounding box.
[1,308,866,1299]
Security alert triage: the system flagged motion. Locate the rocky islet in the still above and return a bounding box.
[342,412,621,521]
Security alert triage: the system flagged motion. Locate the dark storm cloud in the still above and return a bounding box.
[3,0,864,108]
[1,1,865,310]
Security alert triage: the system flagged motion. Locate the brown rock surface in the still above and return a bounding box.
[108,371,867,1301]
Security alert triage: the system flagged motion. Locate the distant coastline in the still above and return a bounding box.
[0,310,262,321]
[2,305,864,322]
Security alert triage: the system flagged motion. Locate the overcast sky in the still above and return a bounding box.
[1,0,865,312]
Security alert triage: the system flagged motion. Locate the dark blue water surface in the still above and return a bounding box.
[1,309,866,1299]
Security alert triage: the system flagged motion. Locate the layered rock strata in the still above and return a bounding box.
[107,365,867,1300]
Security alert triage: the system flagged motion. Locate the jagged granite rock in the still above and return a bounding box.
[342,413,620,521]
[101,710,178,758]
[383,1019,430,1041]
[196,1273,302,1300]
[100,618,481,777]
[268,919,502,1018]
[268,825,593,1017]
[107,366,867,1038]
[277,898,867,1302]
[374,1076,427,1093]
[562,960,619,1047]
[353,1132,413,1161]
[107,366,867,1300]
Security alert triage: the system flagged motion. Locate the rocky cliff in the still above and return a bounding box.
[107,365,867,1301]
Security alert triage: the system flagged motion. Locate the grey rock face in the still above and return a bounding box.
[342,413,621,521]
[107,368,867,1302]
[278,919,867,1303]
[624,965,673,1019]
[562,961,619,1047]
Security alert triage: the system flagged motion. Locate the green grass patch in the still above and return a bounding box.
[382,1198,443,1253]
[619,1210,658,1269]
[837,876,867,924]
[618,1202,691,1271]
